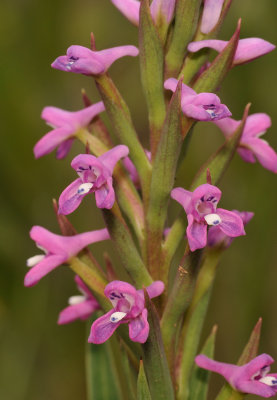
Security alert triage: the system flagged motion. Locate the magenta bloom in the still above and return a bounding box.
[58,145,129,214]
[208,210,254,248]
[51,44,139,76]
[110,0,175,27]
[164,78,231,121]
[188,38,275,66]
[25,227,110,287]
[214,114,277,173]
[88,280,164,344]
[195,354,277,398]
[201,0,225,34]
[34,102,105,159]
[58,275,100,324]
[171,184,245,251]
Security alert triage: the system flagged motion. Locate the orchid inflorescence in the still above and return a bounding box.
[26,0,276,398]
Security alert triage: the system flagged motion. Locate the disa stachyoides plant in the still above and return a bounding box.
[26,0,277,398]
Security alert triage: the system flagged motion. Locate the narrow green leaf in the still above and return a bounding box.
[95,74,152,196]
[161,249,202,369]
[86,317,120,400]
[102,206,152,287]
[142,290,175,400]
[215,318,262,400]
[146,80,182,278]
[139,0,166,156]
[177,248,222,400]
[189,325,218,400]
[137,360,152,400]
[190,103,251,190]
[193,19,241,93]
[165,0,202,78]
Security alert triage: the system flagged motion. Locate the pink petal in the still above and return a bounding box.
[24,254,66,287]
[58,178,86,215]
[234,38,276,65]
[105,280,139,309]
[188,39,227,54]
[98,145,129,174]
[58,299,99,324]
[95,45,139,72]
[164,78,196,96]
[242,138,277,173]
[145,281,165,298]
[128,309,149,343]
[110,0,140,25]
[41,106,72,127]
[34,127,74,159]
[216,208,245,237]
[237,147,256,163]
[242,113,271,139]
[151,0,176,24]
[56,138,75,159]
[95,177,115,209]
[71,154,107,186]
[242,354,274,380]
[186,214,207,251]
[192,184,222,207]
[195,355,237,381]
[71,102,105,128]
[88,310,122,344]
[214,118,241,138]
[235,380,276,398]
[171,187,192,213]
[200,0,224,34]
[29,226,68,254]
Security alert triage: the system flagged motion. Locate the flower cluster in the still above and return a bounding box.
[25,1,276,398]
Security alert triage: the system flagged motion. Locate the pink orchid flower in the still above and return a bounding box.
[34,102,105,159]
[51,44,139,76]
[164,78,231,121]
[171,183,245,252]
[200,0,225,34]
[88,280,164,344]
[110,0,175,27]
[25,227,110,287]
[188,38,275,66]
[58,145,129,214]
[195,354,277,398]
[214,113,277,173]
[58,275,100,324]
[207,210,254,248]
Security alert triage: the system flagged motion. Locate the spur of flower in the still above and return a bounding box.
[195,353,277,398]
[200,0,225,34]
[58,145,129,214]
[58,275,100,325]
[164,78,231,121]
[188,38,275,66]
[51,43,139,76]
[171,183,245,251]
[110,0,175,27]
[208,210,254,249]
[88,280,164,344]
[25,226,109,287]
[34,102,105,159]
[214,113,277,173]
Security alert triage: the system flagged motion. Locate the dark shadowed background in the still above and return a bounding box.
[0,0,276,399]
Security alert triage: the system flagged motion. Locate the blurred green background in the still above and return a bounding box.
[0,0,276,399]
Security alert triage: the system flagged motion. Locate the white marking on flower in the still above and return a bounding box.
[68,295,86,306]
[259,376,277,386]
[77,182,93,195]
[36,244,47,253]
[110,311,127,323]
[204,213,222,226]
[205,109,217,118]
[26,254,45,267]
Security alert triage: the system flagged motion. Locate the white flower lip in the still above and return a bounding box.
[204,213,222,226]
[77,182,94,195]
[259,376,277,386]
[110,311,127,323]
[68,295,86,306]
[26,254,45,267]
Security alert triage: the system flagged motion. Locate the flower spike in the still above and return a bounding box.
[171,183,245,251]
[34,102,105,159]
[88,280,164,344]
[214,113,277,173]
[25,227,110,287]
[195,354,277,397]
[164,78,231,121]
[51,43,139,76]
[58,275,100,324]
[58,145,129,214]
